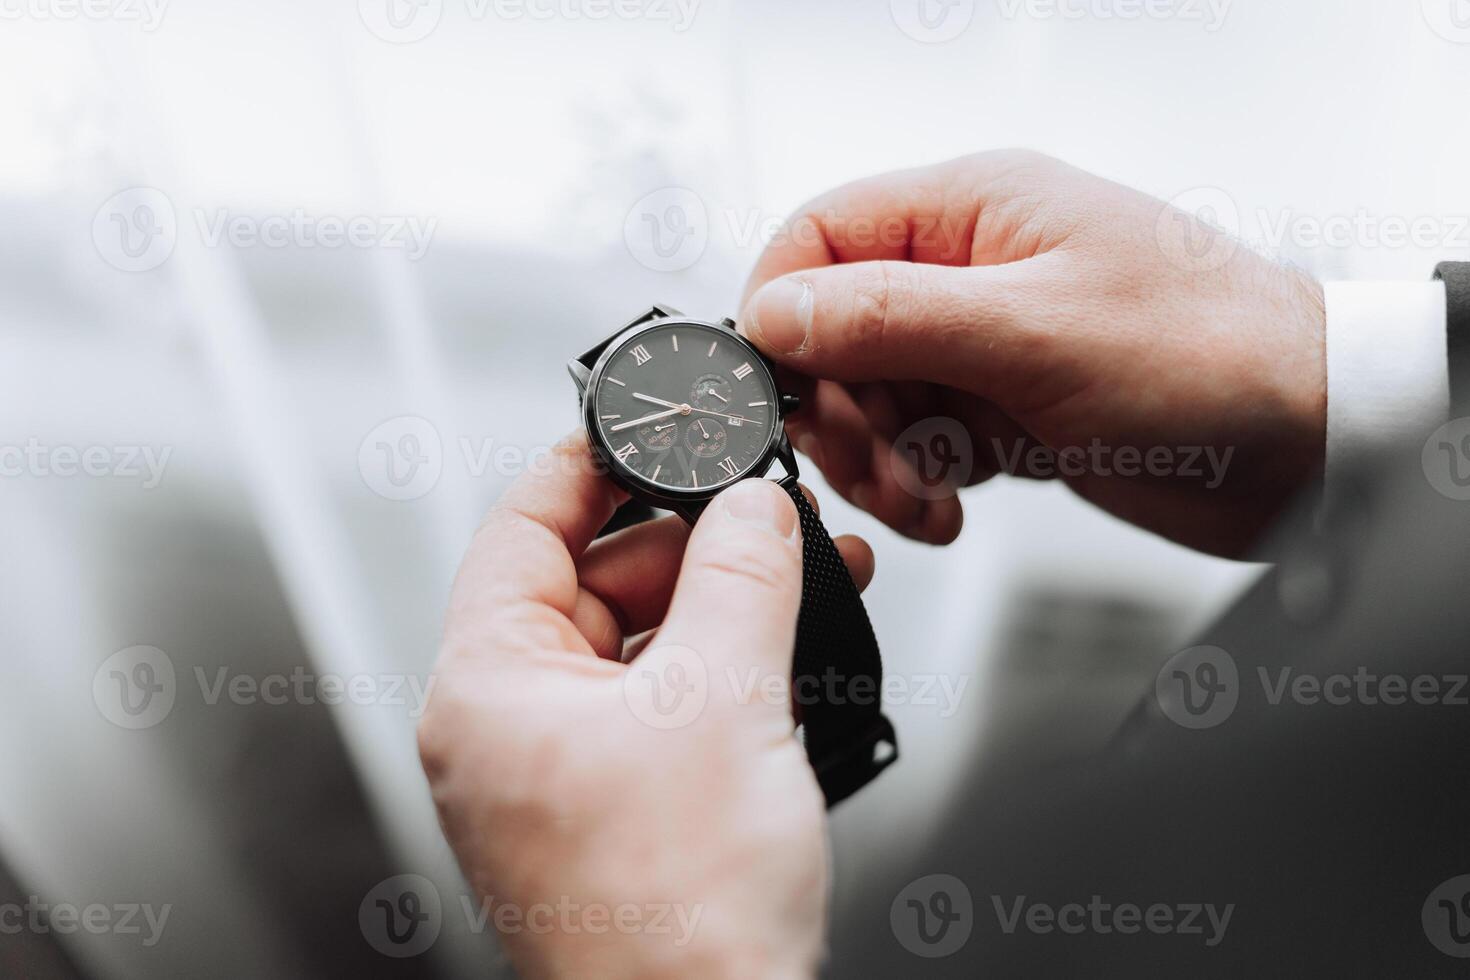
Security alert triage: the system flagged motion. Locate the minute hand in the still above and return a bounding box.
[632,392,761,426]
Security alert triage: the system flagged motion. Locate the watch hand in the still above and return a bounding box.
[688,405,761,426]
[632,393,688,412]
[634,392,761,427]
[610,407,681,432]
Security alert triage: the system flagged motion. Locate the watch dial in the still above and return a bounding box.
[591,322,779,492]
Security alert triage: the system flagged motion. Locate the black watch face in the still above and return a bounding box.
[589,321,779,494]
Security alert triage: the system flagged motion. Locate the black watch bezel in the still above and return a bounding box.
[574,315,798,520]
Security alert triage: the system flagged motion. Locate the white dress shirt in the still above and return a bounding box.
[1325,281,1450,483]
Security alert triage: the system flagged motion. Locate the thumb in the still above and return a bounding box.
[651,479,803,708]
[739,260,1032,390]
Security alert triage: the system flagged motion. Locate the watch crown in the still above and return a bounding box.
[780,393,801,414]
[720,317,737,330]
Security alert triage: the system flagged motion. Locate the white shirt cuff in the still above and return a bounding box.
[1325,280,1449,483]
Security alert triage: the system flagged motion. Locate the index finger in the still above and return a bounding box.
[737,150,1069,310]
[442,431,627,659]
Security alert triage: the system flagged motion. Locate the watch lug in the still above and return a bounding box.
[652,303,683,318]
[567,358,591,392]
[670,499,707,525]
[775,430,800,481]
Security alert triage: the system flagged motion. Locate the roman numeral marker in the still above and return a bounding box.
[717,457,738,478]
[732,362,753,381]
[631,344,652,366]
[613,443,638,464]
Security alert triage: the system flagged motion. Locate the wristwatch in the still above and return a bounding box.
[568,305,899,807]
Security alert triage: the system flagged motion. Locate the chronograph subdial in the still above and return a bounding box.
[691,373,734,412]
[685,417,728,458]
[638,420,678,451]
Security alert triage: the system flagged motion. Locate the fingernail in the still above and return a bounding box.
[721,480,799,540]
[745,277,813,355]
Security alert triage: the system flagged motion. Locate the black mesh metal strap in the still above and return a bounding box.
[1435,262,1470,410]
[777,476,898,807]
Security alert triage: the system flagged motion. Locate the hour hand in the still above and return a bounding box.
[610,407,681,432]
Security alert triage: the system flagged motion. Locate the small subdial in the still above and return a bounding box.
[691,373,734,412]
[638,421,678,451]
[685,417,728,458]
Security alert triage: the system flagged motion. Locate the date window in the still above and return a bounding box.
[729,416,745,427]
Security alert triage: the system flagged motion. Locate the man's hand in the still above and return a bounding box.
[739,150,1326,558]
[419,434,874,979]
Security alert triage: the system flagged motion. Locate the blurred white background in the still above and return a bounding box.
[1,0,1466,976]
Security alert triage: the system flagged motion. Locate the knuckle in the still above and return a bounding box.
[849,262,911,351]
[698,537,799,595]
